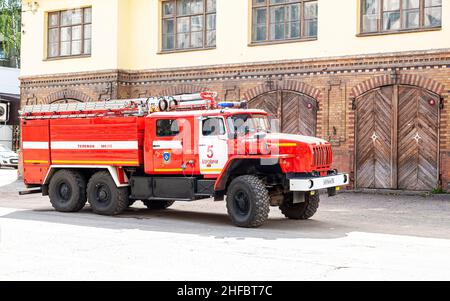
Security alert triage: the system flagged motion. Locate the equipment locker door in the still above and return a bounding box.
[198,117,228,175]
[21,119,51,184]
[152,118,184,173]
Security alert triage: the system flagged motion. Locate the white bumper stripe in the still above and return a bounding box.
[290,174,349,191]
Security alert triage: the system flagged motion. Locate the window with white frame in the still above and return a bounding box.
[162,0,216,51]
[252,0,318,44]
[47,7,92,58]
[361,0,442,34]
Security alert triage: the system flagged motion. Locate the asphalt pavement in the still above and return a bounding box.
[0,168,449,280]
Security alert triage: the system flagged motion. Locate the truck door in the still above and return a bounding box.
[198,117,228,175]
[152,118,184,173]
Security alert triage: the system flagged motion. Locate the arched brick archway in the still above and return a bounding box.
[245,80,321,136]
[243,80,322,101]
[350,74,445,99]
[45,89,94,104]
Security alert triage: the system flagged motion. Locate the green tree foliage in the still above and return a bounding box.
[0,0,21,68]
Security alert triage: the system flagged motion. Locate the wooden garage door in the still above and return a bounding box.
[398,86,439,190]
[281,91,317,136]
[248,91,279,118]
[249,90,317,136]
[356,86,394,189]
[356,85,440,191]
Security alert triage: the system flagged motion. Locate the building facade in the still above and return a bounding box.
[20,0,450,191]
[0,66,20,150]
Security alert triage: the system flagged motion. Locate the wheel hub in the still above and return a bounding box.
[58,183,71,202]
[95,184,110,204]
[234,191,250,216]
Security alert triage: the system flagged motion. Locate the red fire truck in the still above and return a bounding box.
[20,92,348,227]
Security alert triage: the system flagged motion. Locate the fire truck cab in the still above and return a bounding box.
[20,93,348,228]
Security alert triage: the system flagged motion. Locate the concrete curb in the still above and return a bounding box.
[343,189,448,197]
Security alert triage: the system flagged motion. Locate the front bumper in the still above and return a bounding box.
[1,158,18,167]
[290,173,349,191]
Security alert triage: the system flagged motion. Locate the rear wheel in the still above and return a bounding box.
[143,200,175,210]
[279,192,319,220]
[226,175,270,228]
[87,171,129,216]
[48,169,87,212]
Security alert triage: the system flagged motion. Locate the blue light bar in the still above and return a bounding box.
[218,102,248,109]
[217,102,237,108]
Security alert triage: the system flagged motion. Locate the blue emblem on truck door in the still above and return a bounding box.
[163,152,171,163]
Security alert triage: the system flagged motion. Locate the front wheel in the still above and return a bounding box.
[226,175,270,228]
[279,192,319,220]
[87,171,129,216]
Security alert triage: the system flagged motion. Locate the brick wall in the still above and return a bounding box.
[20,49,450,191]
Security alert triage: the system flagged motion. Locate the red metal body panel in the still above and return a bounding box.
[49,117,144,166]
[214,154,296,191]
[22,117,144,185]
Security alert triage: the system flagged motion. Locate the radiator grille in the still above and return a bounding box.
[312,145,332,168]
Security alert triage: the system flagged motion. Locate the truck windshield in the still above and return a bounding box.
[227,114,271,137]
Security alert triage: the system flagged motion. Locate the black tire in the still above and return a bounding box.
[327,187,337,197]
[143,200,175,210]
[87,171,129,216]
[48,169,87,212]
[279,192,320,220]
[226,175,270,228]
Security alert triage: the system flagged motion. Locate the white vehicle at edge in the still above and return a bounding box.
[0,144,18,169]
